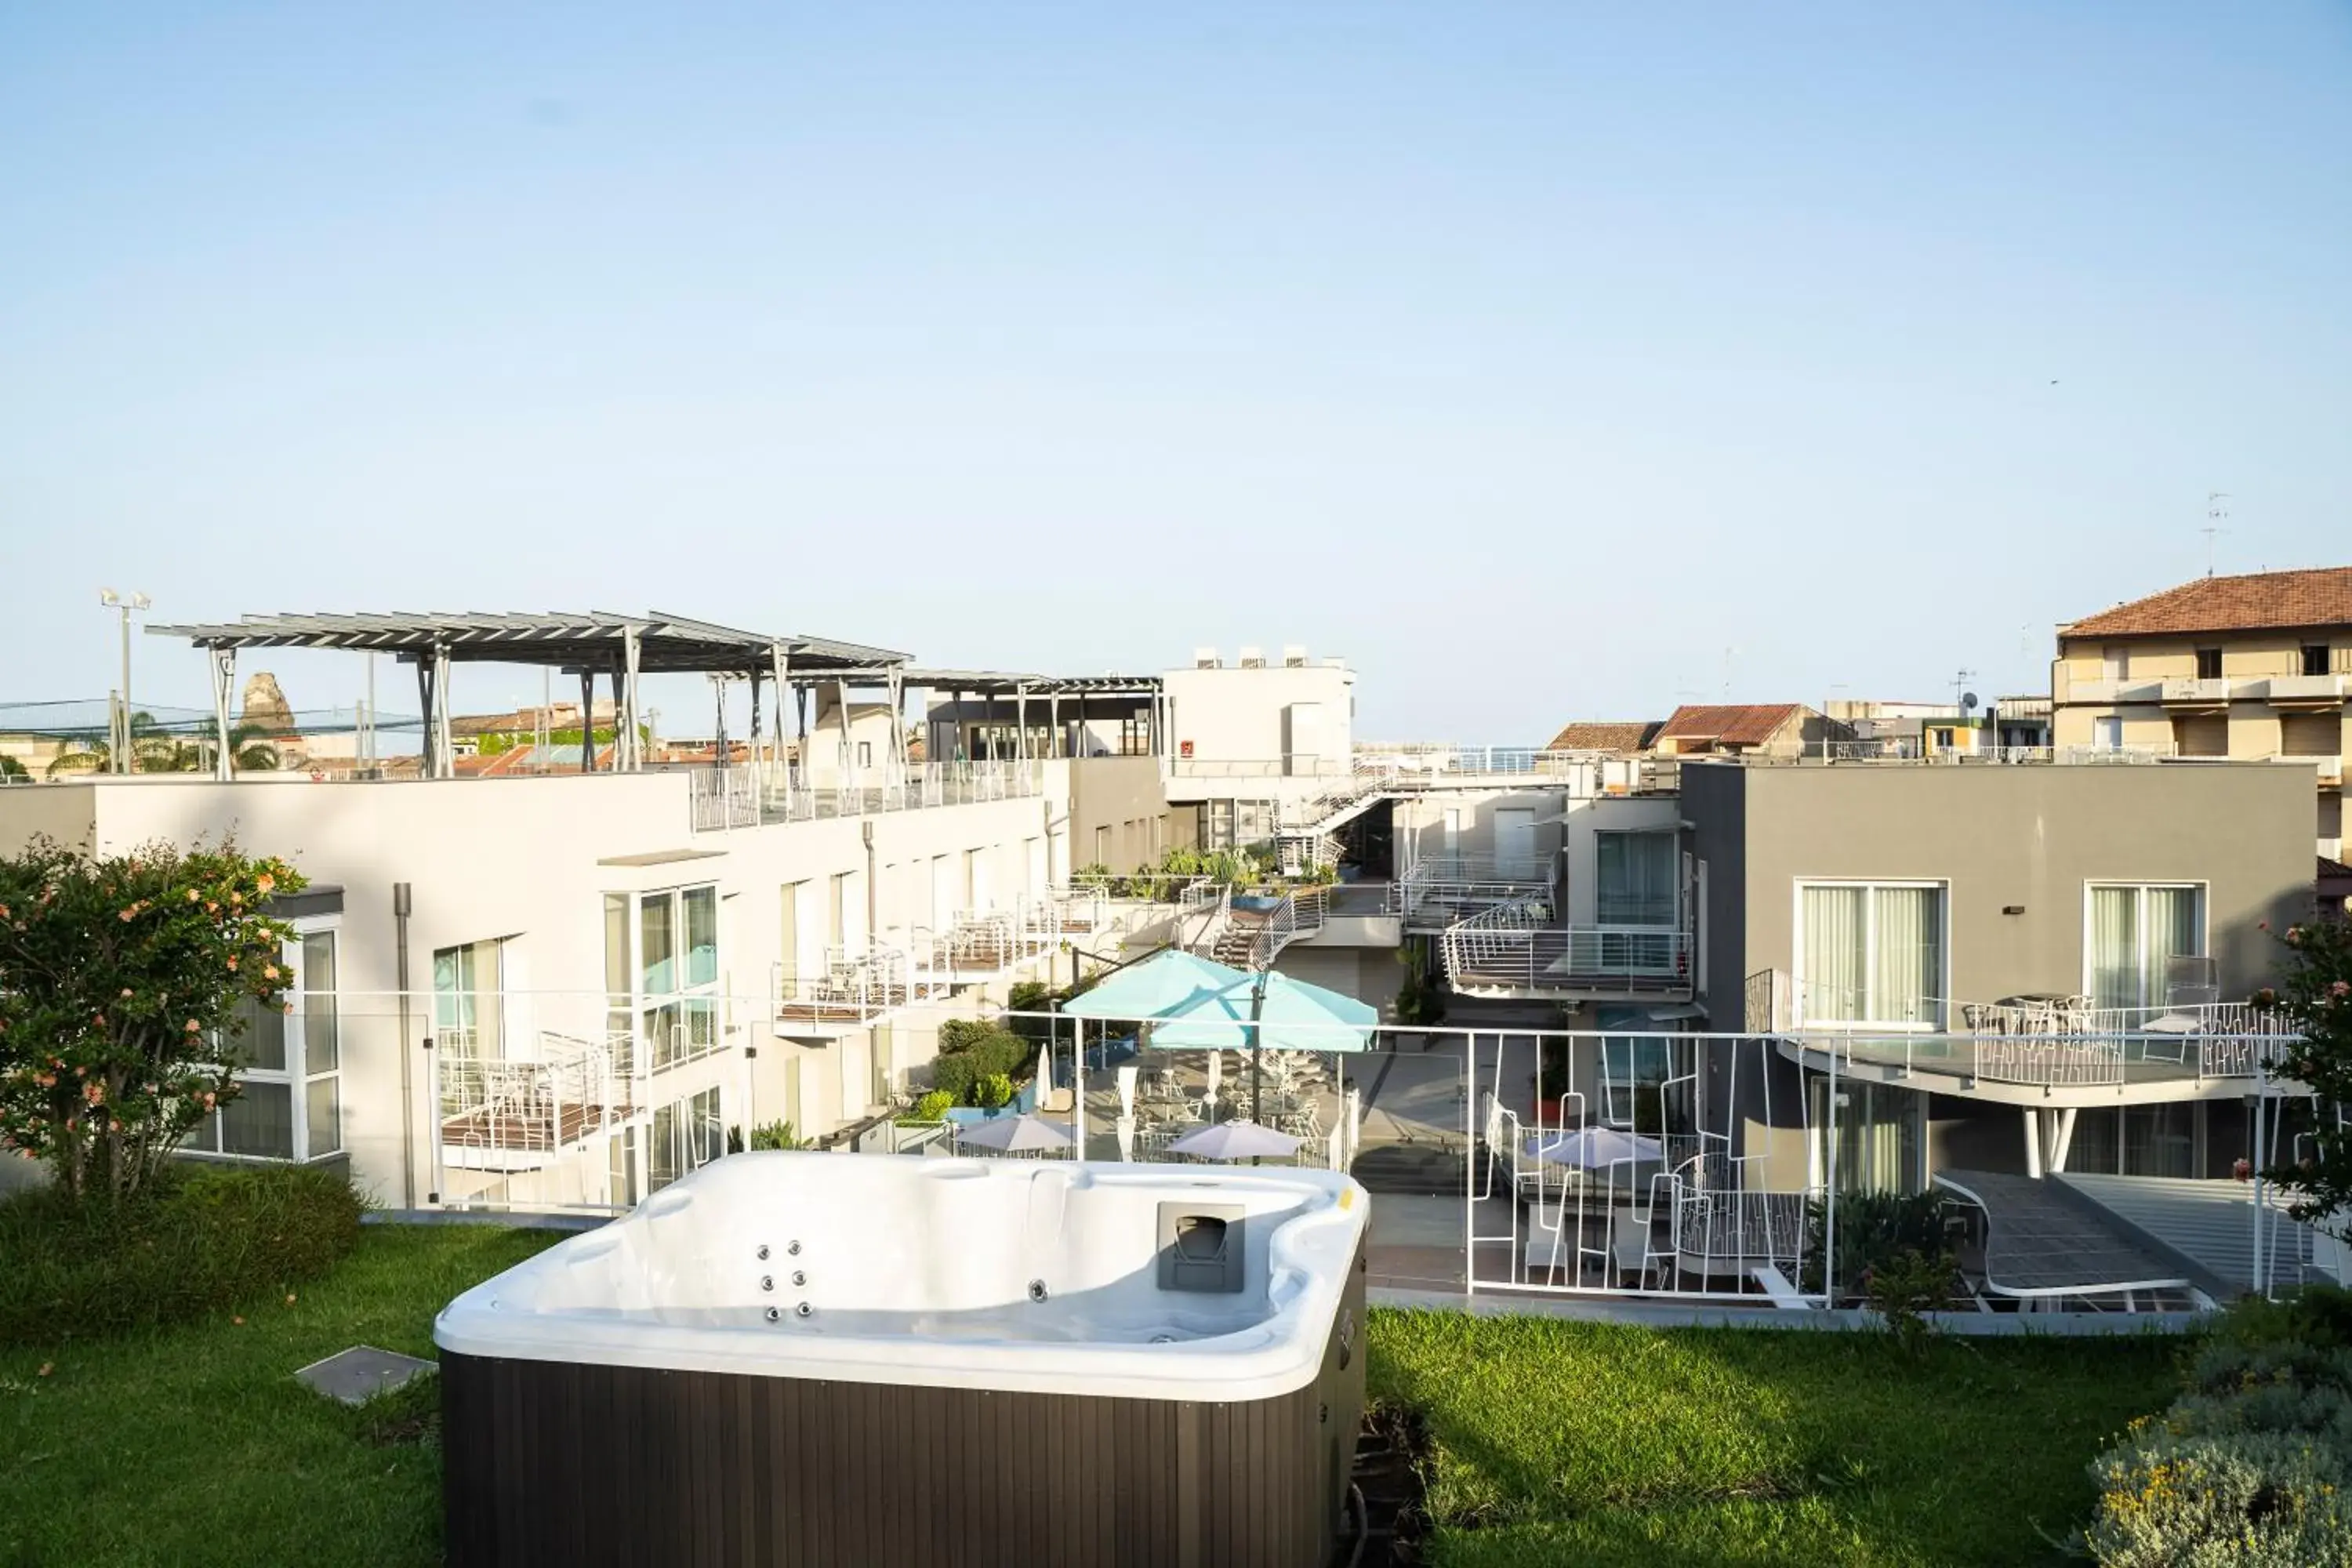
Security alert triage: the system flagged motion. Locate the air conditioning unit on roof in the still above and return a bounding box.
[1238,646,1265,669]
[1282,644,1307,667]
[1193,648,1221,669]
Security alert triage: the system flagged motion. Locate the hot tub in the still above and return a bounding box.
[435,1152,1370,1568]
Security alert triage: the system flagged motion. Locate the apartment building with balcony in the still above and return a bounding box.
[1683,755,2316,1197]
[2053,565,2352,855]
[0,612,1174,1216]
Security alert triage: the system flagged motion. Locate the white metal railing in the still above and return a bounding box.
[1399,855,1556,929]
[910,911,1022,985]
[1785,1007,2300,1089]
[691,759,1044,831]
[1240,885,1328,969]
[774,943,945,1027]
[1440,898,1692,994]
[687,764,760,830]
[437,1029,626,1171]
[1777,742,2169,767]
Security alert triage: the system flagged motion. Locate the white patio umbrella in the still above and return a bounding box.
[1035,1040,1055,1103]
[956,1113,1074,1153]
[1529,1127,1663,1168]
[1168,1119,1301,1161]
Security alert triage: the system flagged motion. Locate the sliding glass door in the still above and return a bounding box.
[2087,884,2203,1011]
[1798,883,1944,1026]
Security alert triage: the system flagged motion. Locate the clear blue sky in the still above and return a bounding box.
[4,3,2347,739]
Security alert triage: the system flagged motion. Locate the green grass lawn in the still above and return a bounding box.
[1,1227,2179,1567]
[1370,1308,2182,1568]
[0,1222,557,1568]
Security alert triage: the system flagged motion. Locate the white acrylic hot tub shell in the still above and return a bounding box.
[434,1153,1369,1403]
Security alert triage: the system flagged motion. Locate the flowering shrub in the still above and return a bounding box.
[2255,918,2352,1225]
[2085,1426,2352,1566]
[0,835,303,1205]
[2085,1287,2352,1565]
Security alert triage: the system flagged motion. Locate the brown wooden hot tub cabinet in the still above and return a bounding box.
[441,1245,1367,1568]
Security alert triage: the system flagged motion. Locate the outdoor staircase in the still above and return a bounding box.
[1211,924,1260,967]
[1350,1142,1466,1196]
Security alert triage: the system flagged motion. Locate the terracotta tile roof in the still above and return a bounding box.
[2061,567,2352,640]
[1543,720,1661,753]
[2322,855,2352,881]
[1656,703,1807,746]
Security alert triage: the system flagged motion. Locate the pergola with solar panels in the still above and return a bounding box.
[143,611,909,780]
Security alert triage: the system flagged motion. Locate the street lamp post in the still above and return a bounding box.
[98,589,152,775]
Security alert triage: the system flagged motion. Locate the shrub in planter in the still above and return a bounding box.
[971,1073,1015,1110]
[930,1022,1035,1105]
[0,1162,363,1345]
[896,1091,954,1126]
[747,1120,808,1151]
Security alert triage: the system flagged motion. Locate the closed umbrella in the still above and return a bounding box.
[1035,1041,1054,1104]
[956,1113,1074,1154]
[1167,1120,1301,1161]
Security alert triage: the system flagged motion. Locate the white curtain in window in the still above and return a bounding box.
[1802,886,1865,1021]
[2089,887,2140,1011]
[2148,886,2201,973]
[1871,887,1940,1025]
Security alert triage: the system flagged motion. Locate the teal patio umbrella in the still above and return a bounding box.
[1061,949,1250,1025]
[1150,969,1377,1054]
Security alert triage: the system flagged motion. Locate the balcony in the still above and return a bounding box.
[1399,854,1557,928]
[2275,753,2346,789]
[1439,898,1693,1000]
[2060,677,2165,706]
[2260,673,2350,707]
[2159,677,2230,711]
[690,760,1043,832]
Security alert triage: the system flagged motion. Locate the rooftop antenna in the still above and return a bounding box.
[1951,668,1978,710]
[2202,492,2230,576]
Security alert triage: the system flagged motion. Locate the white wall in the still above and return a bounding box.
[29,771,1064,1206]
[1162,662,1354,770]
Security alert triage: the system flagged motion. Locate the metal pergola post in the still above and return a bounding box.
[209,646,237,782]
[837,677,855,794]
[769,644,793,772]
[432,648,452,779]
[621,624,643,771]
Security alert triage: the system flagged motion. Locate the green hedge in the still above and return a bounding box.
[0,1163,365,1346]
[930,1022,1036,1107]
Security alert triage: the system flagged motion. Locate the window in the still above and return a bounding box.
[2172,714,2227,757]
[1798,883,1945,1026]
[607,885,722,1072]
[193,924,342,1161]
[650,1084,724,1192]
[1596,831,1677,925]
[1595,1005,1673,1129]
[856,740,873,769]
[2093,716,2124,751]
[2087,884,2204,1012]
[1813,1078,1922,1194]
[2303,644,2332,678]
[2194,647,2222,680]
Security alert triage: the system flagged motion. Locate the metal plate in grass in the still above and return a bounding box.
[293,1345,437,1405]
